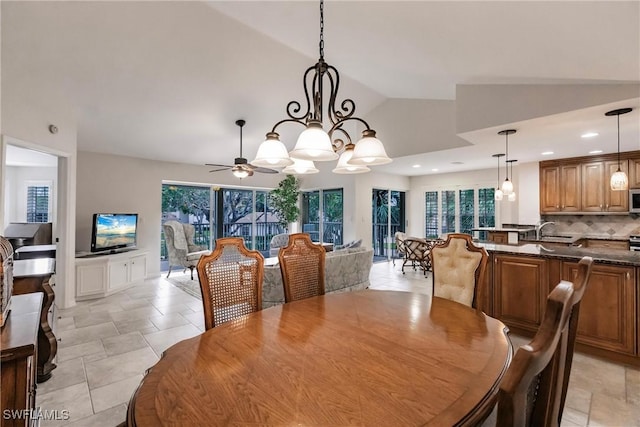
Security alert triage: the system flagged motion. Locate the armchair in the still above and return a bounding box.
[269,233,289,257]
[163,221,210,280]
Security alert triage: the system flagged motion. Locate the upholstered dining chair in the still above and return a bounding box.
[196,237,264,330]
[429,233,488,308]
[557,256,593,424]
[163,220,210,280]
[495,281,575,427]
[278,233,325,303]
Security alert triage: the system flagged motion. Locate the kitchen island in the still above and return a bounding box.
[477,242,639,366]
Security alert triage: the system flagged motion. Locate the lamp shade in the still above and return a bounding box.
[252,132,293,168]
[501,178,513,195]
[349,130,392,166]
[282,158,319,175]
[610,170,628,191]
[508,192,517,202]
[289,121,338,161]
[333,144,370,174]
[495,189,504,201]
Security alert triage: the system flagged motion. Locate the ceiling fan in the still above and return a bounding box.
[206,119,279,178]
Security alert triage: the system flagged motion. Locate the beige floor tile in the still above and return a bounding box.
[569,354,627,399]
[36,383,93,426]
[72,311,113,328]
[119,298,153,311]
[149,312,190,330]
[109,305,163,322]
[562,407,589,426]
[143,323,201,356]
[38,358,87,395]
[56,340,105,362]
[588,392,640,426]
[182,311,205,331]
[57,322,119,348]
[54,316,76,332]
[113,318,158,335]
[627,367,640,405]
[64,404,127,427]
[565,386,592,414]
[89,374,143,413]
[85,347,158,390]
[101,331,148,356]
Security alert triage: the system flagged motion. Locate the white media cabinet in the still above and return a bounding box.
[75,249,148,300]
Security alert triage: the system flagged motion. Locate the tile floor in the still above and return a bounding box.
[35,261,640,426]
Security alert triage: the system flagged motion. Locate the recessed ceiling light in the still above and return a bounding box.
[541,151,554,155]
[589,150,603,154]
[581,132,599,138]
[431,168,439,172]
[412,164,421,168]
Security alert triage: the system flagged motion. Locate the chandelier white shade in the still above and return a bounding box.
[253,0,391,175]
[289,121,339,161]
[251,132,294,168]
[333,144,370,174]
[282,158,319,175]
[605,107,632,191]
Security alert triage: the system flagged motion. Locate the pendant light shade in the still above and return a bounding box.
[282,158,319,175]
[492,153,505,201]
[349,130,392,166]
[289,121,338,161]
[333,144,370,174]
[498,129,516,196]
[507,159,518,202]
[605,108,633,191]
[252,132,294,168]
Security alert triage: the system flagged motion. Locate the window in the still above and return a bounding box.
[302,189,343,245]
[26,185,50,222]
[372,189,405,258]
[425,187,496,238]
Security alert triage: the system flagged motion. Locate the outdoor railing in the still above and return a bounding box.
[372,223,402,257]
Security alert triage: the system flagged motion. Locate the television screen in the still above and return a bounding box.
[91,213,138,252]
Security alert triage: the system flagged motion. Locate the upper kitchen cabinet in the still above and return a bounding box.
[540,151,637,214]
[540,163,581,213]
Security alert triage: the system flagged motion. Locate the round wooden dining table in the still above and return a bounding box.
[127,290,512,426]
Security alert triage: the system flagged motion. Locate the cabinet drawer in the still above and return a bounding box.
[584,239,629,251]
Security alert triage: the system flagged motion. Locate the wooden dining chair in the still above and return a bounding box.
[557,256,593,424]
[495,281,575,427]
[278,233,325,303]
[196,237,264,330]
[428,233,488,308]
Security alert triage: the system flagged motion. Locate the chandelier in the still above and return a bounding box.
[251,0,392,174]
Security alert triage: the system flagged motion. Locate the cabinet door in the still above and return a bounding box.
[605,160,629,212]
[560,164,582,211]
[76,264,107,297]
[493,255,547,334]
[628,157,640,188]
[129,254,147,283]
[581,161,604,212]
[108,260,129,291]
[540,165,561,212]
[563,262,635,355]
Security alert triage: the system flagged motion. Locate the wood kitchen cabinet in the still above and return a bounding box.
[605,160,629,212]
[492,254,548,334]
[628,156,640,188]
[487,231,508,244]
[562,262,636,356]
[540,163,581,213]
[581,160,628,212]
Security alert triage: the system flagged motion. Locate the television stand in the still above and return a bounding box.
[75,250,148,300]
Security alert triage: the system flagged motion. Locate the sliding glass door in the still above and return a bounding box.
[301,189,343,245]
[372,189,405,259]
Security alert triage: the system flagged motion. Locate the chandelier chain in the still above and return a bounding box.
[319,0,324,59]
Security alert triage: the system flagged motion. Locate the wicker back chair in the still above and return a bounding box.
[278,233,326,303]
[496,281,574,427]
[196,237,264,330]
[429,233,488,308]
[557,256,593,423]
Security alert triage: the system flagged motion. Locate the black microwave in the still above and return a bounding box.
[630,189,640,213]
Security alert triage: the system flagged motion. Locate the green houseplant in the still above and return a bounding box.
[269,175,300,231]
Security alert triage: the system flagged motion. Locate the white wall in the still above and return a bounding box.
[4,165,57,226]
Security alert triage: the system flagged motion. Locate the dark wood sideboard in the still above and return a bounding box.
[12,258,57,382]
[1,293,43,427]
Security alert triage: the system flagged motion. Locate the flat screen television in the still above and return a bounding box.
[90,213,138,253]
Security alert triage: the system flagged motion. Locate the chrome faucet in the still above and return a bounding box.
[536,221,555,240]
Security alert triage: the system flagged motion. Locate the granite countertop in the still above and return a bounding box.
[520,234,629,244]
[471,227,536,233]
[478,242,640,266]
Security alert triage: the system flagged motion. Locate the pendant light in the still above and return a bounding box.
[606,108,632,191]
[252,0,391,173]
[507,159,518,202]
[492,153,505,201]
[498,129,516,195]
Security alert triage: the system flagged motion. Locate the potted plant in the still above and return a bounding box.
[269,175,300,232]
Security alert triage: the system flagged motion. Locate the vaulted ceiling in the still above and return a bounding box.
[2,1,639,176]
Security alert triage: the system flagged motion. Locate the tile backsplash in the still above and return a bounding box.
[541,214,640,238]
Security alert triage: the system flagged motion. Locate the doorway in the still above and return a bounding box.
[371,189,405,261]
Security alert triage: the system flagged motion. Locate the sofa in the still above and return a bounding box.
[262,246,374,308]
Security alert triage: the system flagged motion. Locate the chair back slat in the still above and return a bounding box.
[278,233,325,303]
[196,237,264,330]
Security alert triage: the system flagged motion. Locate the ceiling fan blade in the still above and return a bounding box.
[251,166,279,174]
[207,164,233,173]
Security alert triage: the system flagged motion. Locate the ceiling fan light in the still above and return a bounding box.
[232,168,250,179]
[282,158,319,175]
[333,144,370,174]
[610,170,628,191]
[289,121,338,161]
[349,130,392,166]
[495,189,504,201]
[252,132,293,168]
